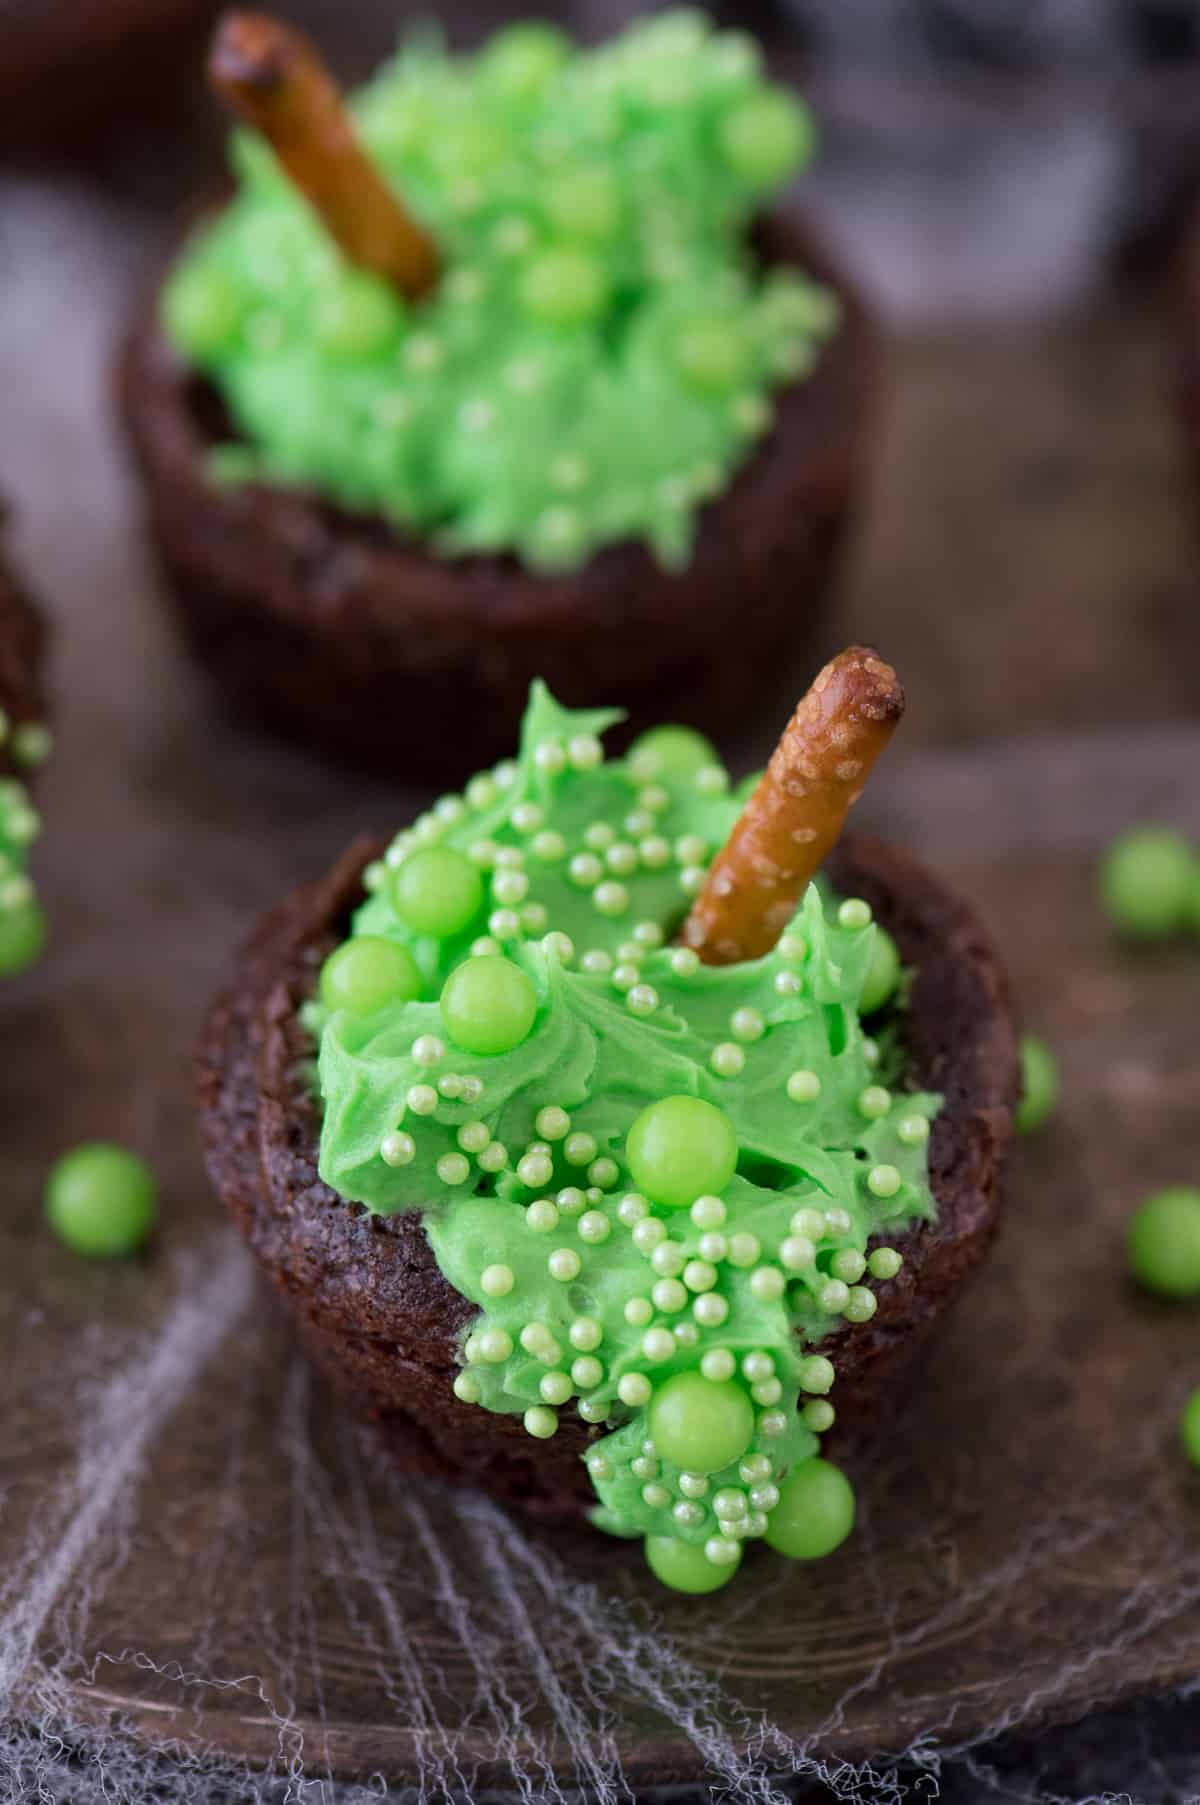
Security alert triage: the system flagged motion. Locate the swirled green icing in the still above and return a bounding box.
[309,685,939,1592]
[163,11,838,571]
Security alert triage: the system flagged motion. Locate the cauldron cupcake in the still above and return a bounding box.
[122,9,878,780]
[0,514,50,976]
[200,647,1018,1593]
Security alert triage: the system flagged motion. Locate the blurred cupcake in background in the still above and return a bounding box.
[121,9,880,780]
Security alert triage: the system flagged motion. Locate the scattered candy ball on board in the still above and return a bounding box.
[1126,1186,1200,1299]
[45,1143,158,1258]
[1097,825,1199,941]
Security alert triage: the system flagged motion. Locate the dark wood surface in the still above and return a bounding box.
[4,723,1199,1789]
[0,183,1198,1791]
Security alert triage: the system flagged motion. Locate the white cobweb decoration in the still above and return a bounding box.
[0,1226,1196,1805]
[2,172,1199,1805]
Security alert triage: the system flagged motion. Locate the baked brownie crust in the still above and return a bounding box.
[121,214,880,781]
[197,835,1018,1521]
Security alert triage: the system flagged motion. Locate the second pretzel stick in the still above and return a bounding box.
[210,11,440,301]
[682,647,905,965]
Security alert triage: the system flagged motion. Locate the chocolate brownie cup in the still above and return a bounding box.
[0,512,51,975]
[199,657,1018,1593]
[121,11,879,782]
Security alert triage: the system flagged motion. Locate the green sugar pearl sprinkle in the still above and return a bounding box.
[868,1247,903,1281]
[1127,1187,1200,1298]
[524,1406,558,1439]
[45,1143,158,1258]
[837,898,872,931]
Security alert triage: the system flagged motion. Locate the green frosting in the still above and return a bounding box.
[163,11,838,571]
[0,720,50,978]
[309,686,940,1592]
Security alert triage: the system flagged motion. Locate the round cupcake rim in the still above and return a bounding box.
[197,831,1019,1519]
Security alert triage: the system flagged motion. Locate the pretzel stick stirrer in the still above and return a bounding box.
[210,11,440,300]
[683,647,905,965]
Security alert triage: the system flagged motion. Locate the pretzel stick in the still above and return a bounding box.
[682,647,905,965]
[210,11,440,300]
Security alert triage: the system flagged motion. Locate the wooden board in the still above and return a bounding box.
[1,185,1199,1794]
[3,704,1200,1788]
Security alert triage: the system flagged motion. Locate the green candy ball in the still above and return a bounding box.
[676,318,750,393]
[627,724,719,781]
[162,264,244,359]
[544,167,621,240]
[1016,1034,1059,1136]
[858,926,900,1015]
[647,1371,754,1474]
[0,898,47,976]
[625,1096,738,1210]
[316,274,403,359]
[441,954,538,1055]
[1097,825,1196,940]
[520,248,608,326]
[764,1458,855,1561]
[1127,1186,1200,1298]
[482,22,571,96]
[434,118,510,181]
[46,1143,158,1258]
[719,92,813,188]
[388,847,483,939]
[645,1533,741,1594]
[1180,1389,1200,1469]
[319,936,422,1016]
